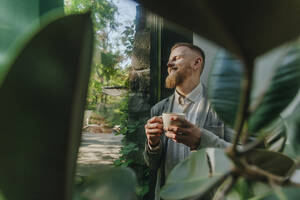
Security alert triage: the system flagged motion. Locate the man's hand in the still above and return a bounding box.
[145,116,164,148]
[164,116,202,150]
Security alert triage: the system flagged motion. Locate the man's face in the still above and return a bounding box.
[165,46,195,89]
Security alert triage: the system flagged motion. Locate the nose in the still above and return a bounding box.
[167,61,174,68]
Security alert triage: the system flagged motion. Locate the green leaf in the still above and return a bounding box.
[208,50,244,128]
[285,103,300,156]
[263,118,287,152]
[249,44,300,133]
[244,149,295,178]
[225,177,253,200]
[0,8,65,86]
[225,178,271,200]
[160,148,232,200]
[0,190,6,200]
[78,167,137,200]
[0,12,93,200]
[260,187,300,200]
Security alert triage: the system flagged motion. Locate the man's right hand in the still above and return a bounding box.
[144,116,164,148]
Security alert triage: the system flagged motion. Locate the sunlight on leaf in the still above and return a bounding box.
[160,148,232,200]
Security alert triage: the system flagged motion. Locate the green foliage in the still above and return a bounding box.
[263,118,287,152]
[65,0,131,112]
[260,187,300,200]
[0,191,5,200]
[113,94,149,199]
[287,104,300,155]
[122,23,135,56]
[161,149,232,200]
[160,39,300,200]
[0,11,94,200]
[74,167,137,200]
[225,178,271,200]
[208,50,244,128]
[249,44,300,133]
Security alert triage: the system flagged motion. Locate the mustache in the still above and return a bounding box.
[168,66,178,71]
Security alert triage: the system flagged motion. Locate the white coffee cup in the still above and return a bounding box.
[162,113,185,129]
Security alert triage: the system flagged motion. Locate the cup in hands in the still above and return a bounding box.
[162,113,185,129]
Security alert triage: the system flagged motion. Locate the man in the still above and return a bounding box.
[144,43,235,200]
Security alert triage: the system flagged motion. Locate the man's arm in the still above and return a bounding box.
[199,107,235,149]
[198,126,234,149]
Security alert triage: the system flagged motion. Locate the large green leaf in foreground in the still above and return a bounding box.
[260,187,300,200]
[0,12,93,200]
[0,191,5,200]
[244,149,295,178]
[160,149,232,200]
[225,178,271,200]
[249,43,300,134]
[208,50,244,128]
[75,167,137,200]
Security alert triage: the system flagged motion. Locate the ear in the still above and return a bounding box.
[193,57,202,70]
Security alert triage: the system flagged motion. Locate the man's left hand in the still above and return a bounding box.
[164,116,201,150]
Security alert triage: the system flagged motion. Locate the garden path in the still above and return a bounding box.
[76,132,123,176]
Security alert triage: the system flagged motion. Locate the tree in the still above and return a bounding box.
[65,0,130,111]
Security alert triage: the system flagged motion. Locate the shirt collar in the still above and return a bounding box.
[175,82,203,104]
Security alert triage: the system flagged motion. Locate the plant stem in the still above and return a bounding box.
[213,175,237,200]
[232,58,254,154]
[244,164,287,183]
[237,137,265,155]
[195,171,233,200]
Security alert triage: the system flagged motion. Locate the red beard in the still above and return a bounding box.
[165,67,189,89]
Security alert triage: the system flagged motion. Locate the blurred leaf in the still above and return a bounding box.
[244,149,295,178]
[136,184,149,197]
[208,50,244,128]
[160,149,232,200]
[259,187,300,200]
[263,118,287,152]
[225,178,271,200]
[213,148,232,174]
[77,167,137,200]
[283,143,298,160]
[0,191,6,200]
[285,103,300,156]
[249,43,300,133]
[225,177,253,200]
[0,12,93,200]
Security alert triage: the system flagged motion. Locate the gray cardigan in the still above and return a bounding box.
[144,89,235,200]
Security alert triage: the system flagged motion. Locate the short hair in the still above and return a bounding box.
[171,42,205,66]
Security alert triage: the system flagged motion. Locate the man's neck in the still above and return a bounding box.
[175,78,200,97]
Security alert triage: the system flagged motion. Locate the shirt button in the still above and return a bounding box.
[178,96,184,105]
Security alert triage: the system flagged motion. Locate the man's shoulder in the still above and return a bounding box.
[153,97,169,108]
[151,96,172,116]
